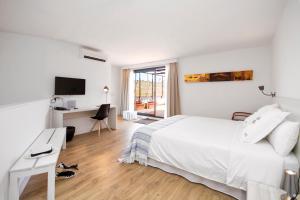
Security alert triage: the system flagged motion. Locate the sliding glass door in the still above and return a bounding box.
[134,67,165,118]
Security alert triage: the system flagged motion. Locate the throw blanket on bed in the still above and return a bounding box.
[119,115,187,165]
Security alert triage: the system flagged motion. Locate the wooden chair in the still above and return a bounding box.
[90,104,111,136]
[232,112,252,121]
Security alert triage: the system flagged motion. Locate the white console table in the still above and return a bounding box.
[51,105,117,132]
[9,128,66,200]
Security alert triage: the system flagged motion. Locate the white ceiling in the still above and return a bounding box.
[0,0,287,66]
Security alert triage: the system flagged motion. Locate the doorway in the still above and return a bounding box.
[134,67,166,118]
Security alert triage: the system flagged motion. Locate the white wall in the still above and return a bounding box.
[272,0,300,100]
[110,66,121,114]
[0,32,111,106]
[0,99,50,200]
[178,46,273,119]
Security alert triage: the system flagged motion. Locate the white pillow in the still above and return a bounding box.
[267,121,300,156]
[241,108,290,144]
[245,104,279,125]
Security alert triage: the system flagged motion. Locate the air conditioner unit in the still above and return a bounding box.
[80,48,106,62]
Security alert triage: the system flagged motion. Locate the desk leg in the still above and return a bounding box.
[62,134,66,150]
[9,173,19,200]
[47,166,55,200]
[108,107,117,129]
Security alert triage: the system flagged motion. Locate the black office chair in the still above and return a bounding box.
[90,104,111,136]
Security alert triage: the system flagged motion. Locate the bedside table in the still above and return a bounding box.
[247,181,287,200]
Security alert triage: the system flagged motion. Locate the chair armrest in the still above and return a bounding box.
[232,112,252,121]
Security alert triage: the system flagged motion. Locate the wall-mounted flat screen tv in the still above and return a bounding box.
[55,76,86,95]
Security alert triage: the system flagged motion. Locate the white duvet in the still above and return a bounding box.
[148,116,298,190]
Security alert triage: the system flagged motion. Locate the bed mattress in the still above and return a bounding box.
[148,116,299,190]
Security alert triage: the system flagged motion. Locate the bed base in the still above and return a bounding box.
[148,158,246,200]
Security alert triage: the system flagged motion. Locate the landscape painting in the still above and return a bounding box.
[184,70,253,83]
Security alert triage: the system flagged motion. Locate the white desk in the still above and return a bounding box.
[51,105,117,132]
[9,128,66,200]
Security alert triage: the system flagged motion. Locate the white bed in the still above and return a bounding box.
[146,116,299,199]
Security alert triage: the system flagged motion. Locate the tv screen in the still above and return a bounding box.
[55,77,85,95]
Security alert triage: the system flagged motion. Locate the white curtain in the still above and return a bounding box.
[120,69,130,113]
[167,62,181,117]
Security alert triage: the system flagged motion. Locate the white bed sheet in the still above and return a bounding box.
[148,116,298,191]
[227,136,283,189]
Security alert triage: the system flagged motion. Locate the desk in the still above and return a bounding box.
[51,106,117,133]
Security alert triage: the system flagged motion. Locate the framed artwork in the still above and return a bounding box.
[184,70,253,83]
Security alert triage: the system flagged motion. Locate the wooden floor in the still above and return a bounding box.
[21,119,234,200]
